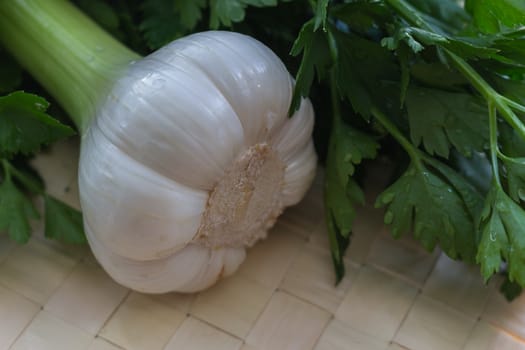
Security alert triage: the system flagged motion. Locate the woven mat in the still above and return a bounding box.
[1,141,525,350]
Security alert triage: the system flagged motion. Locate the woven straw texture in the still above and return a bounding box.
[1,140,525,350]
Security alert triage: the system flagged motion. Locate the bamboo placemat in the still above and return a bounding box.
[1,141,525,350]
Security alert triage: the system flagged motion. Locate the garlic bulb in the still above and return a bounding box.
[79,31,317,293]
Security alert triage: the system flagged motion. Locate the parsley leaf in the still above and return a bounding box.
[410,62,469,89]
[141,0,206,49]
[478,185,525,285]
[325,121,379,281]
[0,92,75,158]
[289,20,331,113]
[333,29,398,118]
[209,0,278,29]
[465,0,525,34]
[376,161,479,262]
[44,195,86,244]
[0,168,38,243]
[405,87,489,158]
[502,157,525,203]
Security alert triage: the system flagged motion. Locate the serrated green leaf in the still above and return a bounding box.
[0,174,38,243]
[451,151,492,195]
[44,195,86,244]
[333,29,398,118]
[333,124,379,188]
[405,87,489,158]
[376,163,477,261]
[325,122,375,237]
[176,0,207,29]
[324,124,375,281]
[324,118,378,282]
[381,27,424,53]
[209,0,277,28]
[466,0,525,34]
[0,92,75,158]
[140,0,206,49]
[407,27,501,60]
[410,62,469,89]
[325,165,361,239]
[289,20,331,113]
[325,168,362,282]
[478,186,525,285]
[426,157,485,222]
[502,157,525,202]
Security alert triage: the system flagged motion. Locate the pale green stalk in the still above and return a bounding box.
[0,0,140,133]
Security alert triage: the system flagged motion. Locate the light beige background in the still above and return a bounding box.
[0,140,524,350]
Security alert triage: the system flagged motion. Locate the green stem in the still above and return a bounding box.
[370,106,423,168]
[488,102,502,186]
[446,52,525,140]
[385,0,525,141]
[502,97,525,114]
[0,0,140,133]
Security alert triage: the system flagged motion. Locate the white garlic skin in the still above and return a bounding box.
[79,31,317,293]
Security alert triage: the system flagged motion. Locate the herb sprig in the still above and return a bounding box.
[2,0,525,298]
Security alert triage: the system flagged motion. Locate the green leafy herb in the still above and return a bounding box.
[0,92,75,158]
[405,88,489,157]
[0,91,81,245]
[478,185,525,285]
[0,166,39,243]
[44,195,86,244]
[209,0,278,28]
[376,161,479,261]
[325,121,379,281]
[466,0,525,33]
[141,0,206,49]
[333,30,399,119]
[289,20,331,113]
[3,0,525,300]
